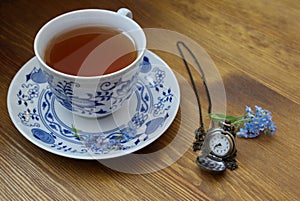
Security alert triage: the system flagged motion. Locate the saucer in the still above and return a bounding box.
[7,50,180,160]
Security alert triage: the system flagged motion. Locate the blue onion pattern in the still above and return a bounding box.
[26,67,47,83]
[15,54,178,156]
[42,69,139,116]
[32,128,55,144]
[140,56,152,73]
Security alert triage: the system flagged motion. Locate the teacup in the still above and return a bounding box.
[34,8,146,118]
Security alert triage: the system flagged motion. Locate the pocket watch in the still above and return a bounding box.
[176,41,238,173]
[196,121,238,172]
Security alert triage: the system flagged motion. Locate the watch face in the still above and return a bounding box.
[208,132,233,157]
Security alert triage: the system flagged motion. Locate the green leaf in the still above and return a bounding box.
[72,124,81,139]
[207,113,243,123]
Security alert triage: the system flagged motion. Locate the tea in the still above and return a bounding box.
[44,26,137,76]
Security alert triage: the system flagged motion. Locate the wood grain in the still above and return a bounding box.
[1,0,299,200]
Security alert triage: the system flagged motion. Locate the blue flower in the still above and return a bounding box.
[121,127,137,138]
[245,105,253,115]
[236,128,248,137]
[155,69,166,83]
[236,106,277,138]
[28,88,39,98]
[153,102,164,114]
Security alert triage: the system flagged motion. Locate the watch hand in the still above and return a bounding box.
[214,143,222,148]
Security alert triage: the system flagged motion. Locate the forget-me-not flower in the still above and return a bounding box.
[236,106,277,138]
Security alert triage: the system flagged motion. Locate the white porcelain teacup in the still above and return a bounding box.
[34,8,146,118]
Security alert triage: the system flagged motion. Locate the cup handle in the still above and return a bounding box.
[117,8,133,19]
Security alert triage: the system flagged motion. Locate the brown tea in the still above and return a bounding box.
[44,26,137,76]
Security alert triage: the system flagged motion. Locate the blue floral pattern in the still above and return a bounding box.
[17,84,40,106]
[9,51,180,159]
[18,108,40,127]
[43,68,139,116]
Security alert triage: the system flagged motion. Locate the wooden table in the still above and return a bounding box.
[1,0,299,200]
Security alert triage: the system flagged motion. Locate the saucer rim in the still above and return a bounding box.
[7,50,180,160]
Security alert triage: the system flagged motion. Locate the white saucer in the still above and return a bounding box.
[7,50,180,160]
